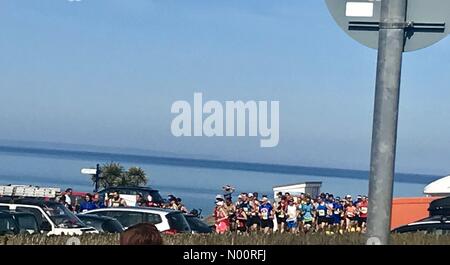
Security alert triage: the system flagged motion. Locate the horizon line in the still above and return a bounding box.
[0,144,441,185]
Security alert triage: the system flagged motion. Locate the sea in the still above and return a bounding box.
[0,144,441,216]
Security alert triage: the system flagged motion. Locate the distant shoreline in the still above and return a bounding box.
[0,145,440,185]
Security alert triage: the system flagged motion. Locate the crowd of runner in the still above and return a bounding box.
[213,185,369,234]
[58,186,369,235]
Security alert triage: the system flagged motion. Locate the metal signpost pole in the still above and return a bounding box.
[94,163,100,193]
[367,0,407,245]
[326,0,449,245]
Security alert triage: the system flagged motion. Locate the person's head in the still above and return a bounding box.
[261,195,269,204]
[248,193,254,200]
[225,198,232,205]
[362,196,368,202]
[215,194,224,202]
[112,191,120,200]
[65,188,73,195]
[328,195,334,202]
[276,192,282,198]
[215,198,224,207]
[93,193,100,201]
[357,195,362,202]
[305,197,311,204]
[288,199,294,206]
[85,193,92,202]
[120,223,163,245]
[136,193,143,200]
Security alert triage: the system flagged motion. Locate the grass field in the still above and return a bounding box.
[1,233,450,245]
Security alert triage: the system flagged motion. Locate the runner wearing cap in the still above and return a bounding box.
[326,195,335,231]
[300,196,314,233]
[354,195,362,206]
[331,196,343,233]
[345,201,357,232]
[286,199,299,233]
[315,197,328,232]
[259,195,273,234]
[247,193,260,232]
[214,197,230,234]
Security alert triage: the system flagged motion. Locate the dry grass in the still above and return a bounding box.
[1,233,450,245]
[0,233,120,245]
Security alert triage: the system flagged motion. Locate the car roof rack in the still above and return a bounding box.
[0,185,60,199]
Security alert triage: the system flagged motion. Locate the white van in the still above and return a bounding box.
[0,198,98,236]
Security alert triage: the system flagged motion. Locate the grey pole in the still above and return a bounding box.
[367,0,407,245]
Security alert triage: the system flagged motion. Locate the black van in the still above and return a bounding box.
[98,186,165,206]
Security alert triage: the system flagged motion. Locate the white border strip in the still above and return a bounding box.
[345,2,374,17]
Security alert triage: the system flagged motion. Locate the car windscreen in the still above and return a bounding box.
[102,220,125,233]
[166,212,191,233]
[145,191,164,203]
[42,203,85,228]
[185,216,212,233]
[77,216,104,231]
[91,210,145,229]
[78,216,124,233]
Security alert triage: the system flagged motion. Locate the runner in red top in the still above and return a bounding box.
[214,197,230,234]
[356,196,368,232]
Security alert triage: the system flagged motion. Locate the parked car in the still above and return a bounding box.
[184,214,212,234]
[82,207,191,234]
[0,211,19,236]
[98,186,165,207]
[76,214,124,233]
[392,215,450,235]
[428,196,450,216]
[0,198,98,235]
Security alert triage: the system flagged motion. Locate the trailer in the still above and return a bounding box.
[272,182,322,198]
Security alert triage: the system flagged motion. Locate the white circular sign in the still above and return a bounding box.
[325,0,450,52]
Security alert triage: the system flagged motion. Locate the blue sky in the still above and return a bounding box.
[0,0,449,175]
